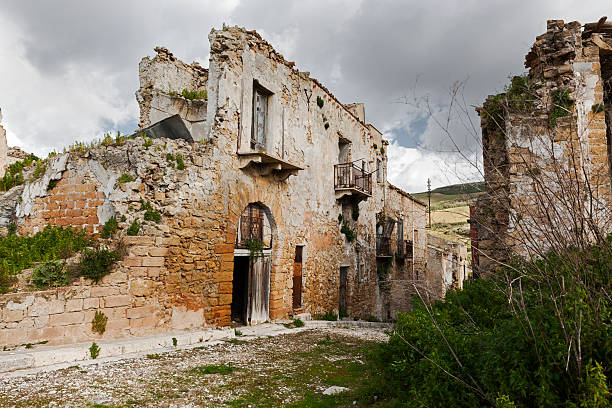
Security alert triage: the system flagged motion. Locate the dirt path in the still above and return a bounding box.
[0,327,388,407]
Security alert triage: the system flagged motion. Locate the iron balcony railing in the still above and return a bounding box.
[376,236,392,257]
[334,161,372,196]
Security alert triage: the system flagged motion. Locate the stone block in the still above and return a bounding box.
[49,311,84,326]
[123,256,143,267]
[149,247,168,257]
[65,299,83,312]
[126,305,157,319]
[90,286,119,297]
[142,257,164,267]
[130,279,153,296]
[48,300,65,315]
[103,295,131,308]
[3,309,24,322]
[83,298,100,310]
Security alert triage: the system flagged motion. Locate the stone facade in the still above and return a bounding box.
[475,19,612,273]
[0,26,466,347]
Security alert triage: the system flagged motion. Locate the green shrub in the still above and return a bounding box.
[33,162,46,179]
[176,153,185,170]
[91,311,108,334]
[314,310,337,321]
[141,200,161,223]
[362,239,612,407]
[89,342,100,359]
[549,87,573,126]
[78,247,119,282]
[32,261,69,288]
[316,95,324,108]
[166,153,175,162]
[127,220,140,236]
[0,153,39,191]
[46,179,58,191]
[117,173,135,184]
[143,137,152,149]
[181,89,207,100]
[293,318,305,328]
[99,217,118,239]
[101,132,114,147]
[592,103,605,114]
[341,223,355,242]
[0,268,16,294]
[0,225,91,275]
[380,146,385,155]
[172,337,177,347]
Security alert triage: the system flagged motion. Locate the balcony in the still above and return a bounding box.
[376,236,392,258]
[238,151,303,181]
[334,161,372,200]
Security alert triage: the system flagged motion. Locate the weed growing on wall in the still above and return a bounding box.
[127,220,140,236]
[549,87,573,126]
[0,225,91,275]
[31,261,69,288]
[0,153,40,191]
[181,89,207,100]
[341,224,355,242]
[176,153,185,170]
[91,311,108,335]
[100,217,118,239]
[245,238,264,260]
[78,247,119,282]
[316,95,324,108]
[141,200,161,223]
[117,173,135,184]
[46,179,58,191]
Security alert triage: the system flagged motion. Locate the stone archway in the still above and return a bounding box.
[231,202,276,325]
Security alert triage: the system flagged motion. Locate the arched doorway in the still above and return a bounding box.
[231,203,274,325]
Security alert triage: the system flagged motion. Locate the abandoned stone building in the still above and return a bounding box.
[473,18,612,272]
[0,26,467,348]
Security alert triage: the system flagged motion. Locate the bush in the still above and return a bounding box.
[293,318,305,328]
[141,200,161,223]
[341,223,355,242]
[117,173,135,184]
[91,311,108,335]
[0,268,16,294]
[127,220,140,236]
[176,154,185,170]
[89,342,100,359]
[181,89,207,100]
[314,310,337,321]
[99,217,118,239]
[0,153,39,191]
[362,239,612,407]
[78,247,119,282]
[31,261,69,288]
[0,225,91,275]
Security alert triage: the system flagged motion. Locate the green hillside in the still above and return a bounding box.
[412,181,484,210]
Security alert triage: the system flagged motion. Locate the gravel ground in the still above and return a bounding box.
[0,327,389,408]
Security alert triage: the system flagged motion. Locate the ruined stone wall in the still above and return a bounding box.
[477,20,612,271]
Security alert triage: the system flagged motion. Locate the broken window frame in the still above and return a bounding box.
[251,82,271,151]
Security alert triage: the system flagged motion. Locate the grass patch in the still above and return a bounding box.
[314,310,338,321]
[31,261,69,288]
[189,363,236,375]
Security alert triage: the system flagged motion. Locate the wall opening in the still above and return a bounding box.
[338,136,350,163]
[292,245,303,310]
[339,266,349,317]
[232,202,275,325]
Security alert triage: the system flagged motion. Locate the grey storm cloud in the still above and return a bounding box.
[0,0,607,191]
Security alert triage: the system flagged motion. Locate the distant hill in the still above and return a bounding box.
[414,181,485,197]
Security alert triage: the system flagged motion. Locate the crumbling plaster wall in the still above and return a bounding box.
[477,20,612,271]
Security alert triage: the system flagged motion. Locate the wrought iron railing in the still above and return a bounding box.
[334,161,372,196]
[376,236,392,257]
[239,208,263,245]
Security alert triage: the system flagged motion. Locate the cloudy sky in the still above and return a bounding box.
[0,1,607,192]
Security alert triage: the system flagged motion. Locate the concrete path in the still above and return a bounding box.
[0,320,392,376]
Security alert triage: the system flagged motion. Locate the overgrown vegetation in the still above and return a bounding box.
[340,223,355,242]
[245,238,264,260]
[46,179,58,191]
[117,173,135,184]
[78,247,120,282]
[176,153,185,170]
[91,311,108,335]
[141,200,161,223]
[482,74,542,128]
[314,310,337,321]
[592,103,605,114]
[181,89,207,100]
[549,87,574,126]
[127,220,140,236]
[0,225,91,275]
[31,261,68,288]
[316,95,324,108]
[362,238,612,407]
[100,217,118,239]
[0,153,40,191]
